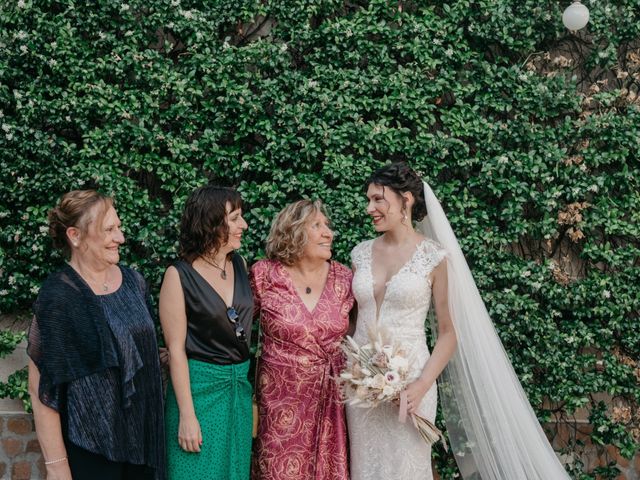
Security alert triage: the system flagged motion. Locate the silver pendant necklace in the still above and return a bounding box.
[202,255,228,280]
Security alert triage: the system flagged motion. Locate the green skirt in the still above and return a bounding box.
[165,359,252,480]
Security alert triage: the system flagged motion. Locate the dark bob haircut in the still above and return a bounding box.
[179,185,243,263]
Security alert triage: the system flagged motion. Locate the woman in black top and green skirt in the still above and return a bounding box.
[160,185,253,480]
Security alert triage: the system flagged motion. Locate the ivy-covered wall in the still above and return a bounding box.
[1,0,638,478]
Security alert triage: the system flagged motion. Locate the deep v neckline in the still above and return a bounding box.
[187,260,237,308]
[281,261,332,316]
[368,238,426,322]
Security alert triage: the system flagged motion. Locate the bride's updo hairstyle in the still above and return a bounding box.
[366,162,428,222]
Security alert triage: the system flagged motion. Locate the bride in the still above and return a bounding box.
[346,162,570,479]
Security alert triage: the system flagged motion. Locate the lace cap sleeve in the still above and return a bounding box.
[422,238,448,276]
[350,240,371,271]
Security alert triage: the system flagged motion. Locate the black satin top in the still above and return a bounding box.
[174,253,253,364]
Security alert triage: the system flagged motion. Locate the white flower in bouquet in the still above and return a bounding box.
[388,355,409,373]
[382,385,395,397]
[371,374,386,389]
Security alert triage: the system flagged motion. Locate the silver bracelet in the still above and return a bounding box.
[44,456,67,465]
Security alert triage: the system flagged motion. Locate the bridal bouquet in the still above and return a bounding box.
[339,330,447,450]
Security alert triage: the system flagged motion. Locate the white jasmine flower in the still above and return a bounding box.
[588,184,599,193]
[222,40,230,49]
[307,79,318,88]
[97,32,106,41]
[1,124,10,132]
[444,48,454,58]
[30,286,39,294]
[602,290,611,298]
[0,290,8,296]
[180,9,194,19]
[241,160,250,169]
[20,45,28,54]
[48,58,57,67]
[521,270,531,278]
[5,133,13,141]
[120,3,130,11]
[497,155,508,164]
[39,226,48,234]
[16,31,27,40]
[280,43,288,53]
[345,28,353,37]
[17,0,26,8]
[171,0,180,5]
[8,276,16,285]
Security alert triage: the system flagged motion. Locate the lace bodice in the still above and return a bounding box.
[351,238,447,349]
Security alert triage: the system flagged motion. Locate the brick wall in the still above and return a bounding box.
[0,412,638,479]
[0,414,43,480]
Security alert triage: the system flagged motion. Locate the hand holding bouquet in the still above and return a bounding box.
[339,330,447,450]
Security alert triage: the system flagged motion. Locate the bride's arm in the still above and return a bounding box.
[404,259,457,414]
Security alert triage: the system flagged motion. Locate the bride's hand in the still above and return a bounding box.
[403,379,431,414]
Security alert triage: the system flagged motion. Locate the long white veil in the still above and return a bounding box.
[419,182,570,479]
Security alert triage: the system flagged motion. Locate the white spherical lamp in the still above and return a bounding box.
[562,1,590,31]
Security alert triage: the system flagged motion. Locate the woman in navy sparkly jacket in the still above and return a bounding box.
[28,190,165,480]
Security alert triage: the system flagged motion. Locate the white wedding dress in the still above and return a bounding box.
[347,237,447,480]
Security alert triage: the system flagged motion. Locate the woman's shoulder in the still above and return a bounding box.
[420,236,444,251]
[119,264,143,280]
[351,238,373,252]
[417,237,448,269]
[250,258,280,279]
[331,260,353,278]
[350,238,373,259]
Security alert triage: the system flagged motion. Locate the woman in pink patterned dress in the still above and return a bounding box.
[250,200,354,480]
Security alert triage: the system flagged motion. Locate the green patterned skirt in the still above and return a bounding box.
[165,359,252,480]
